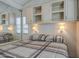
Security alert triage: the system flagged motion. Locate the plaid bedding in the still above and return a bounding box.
[0,41,68,58]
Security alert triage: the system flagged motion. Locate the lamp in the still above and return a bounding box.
[32,24,39,33]
[8,25,14,32]
[58,23,65,33]
[0,25,3,32]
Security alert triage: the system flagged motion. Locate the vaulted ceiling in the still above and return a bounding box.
[0,0,32,9]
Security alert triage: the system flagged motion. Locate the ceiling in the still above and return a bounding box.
[0,0,32,9]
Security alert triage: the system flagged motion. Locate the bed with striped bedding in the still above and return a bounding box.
[0,34,68,58]
[0,40,68,58]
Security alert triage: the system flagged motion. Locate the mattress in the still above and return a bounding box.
[0,41,68,58]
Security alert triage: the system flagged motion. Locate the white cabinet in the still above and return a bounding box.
[23,0,77,23]
[33,6,42,23]
[64,0,77,20]
[51,0,77,21]
[52,0,64,21]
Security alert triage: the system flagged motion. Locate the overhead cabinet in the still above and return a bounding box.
[33,6,42,23]
[52,0,64,21]
[52,0,77,21]
[23,0,77,23]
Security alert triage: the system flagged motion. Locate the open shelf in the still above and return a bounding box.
[1,14,9,25]
[52,0,64,21]
[52,12,64,21]
[52,10,64,13]
[34,15,42,23]
[34,6,42,15]
[33,6,42,23]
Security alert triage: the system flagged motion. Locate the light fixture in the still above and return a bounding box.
[0,25,3,32]
[32,24,39,33]
[8,25,14,32]
[58,23,65,33]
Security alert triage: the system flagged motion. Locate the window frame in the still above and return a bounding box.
[16,17,28,34]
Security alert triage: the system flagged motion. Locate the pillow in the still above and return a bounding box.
[29,35,33,40]
[29,34,48,41]
[0,32,5,37]
[38,34,44,41]
[41,35,45,41]
[32,34,43,41]
[54,35,64,43]
[40,34,47,41]
[45,35,54,42]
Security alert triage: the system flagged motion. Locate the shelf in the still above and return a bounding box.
[34,6,42,14]
[52,0,64,20]
[34,15,42,22]
[52,10,64,14]
[52,1,64,12]
[34,13,41,16]
[52,12,64,20]
[33,6,42,23]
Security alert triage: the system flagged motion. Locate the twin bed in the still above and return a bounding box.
[0,34,69,58]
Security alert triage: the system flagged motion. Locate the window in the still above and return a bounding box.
[23,17,28,33]
[16,17,28,33]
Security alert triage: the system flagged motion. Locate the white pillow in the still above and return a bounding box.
[45,35,53,42]
[32,34,40,41]
[55,35,64,43]
[41,35,46,41]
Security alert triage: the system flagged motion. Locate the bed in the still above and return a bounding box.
[0,34,69,58]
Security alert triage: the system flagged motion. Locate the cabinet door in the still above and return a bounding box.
[64,0,77,20]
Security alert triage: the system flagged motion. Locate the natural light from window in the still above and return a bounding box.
[16,17,28,34]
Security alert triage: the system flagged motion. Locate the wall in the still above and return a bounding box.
[22,0,77,57]
[0,7,20,34]
[22,21,76,57]
[38,22,76,57]
[23,0,53,22]
[76,21,79,57]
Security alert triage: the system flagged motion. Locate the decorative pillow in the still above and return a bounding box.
[39,34,47,41]
[38,34,44,41]
[54,35,64,43]
[29,34,47,41]
[40,35,45,41]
